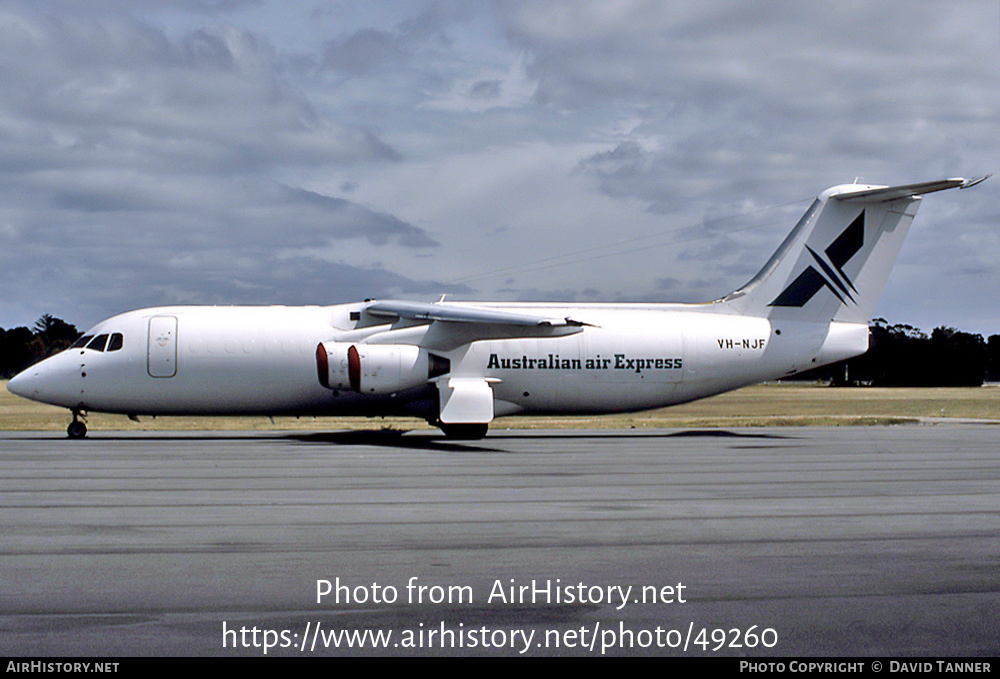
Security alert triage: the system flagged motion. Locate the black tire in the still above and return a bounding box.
[67,421,87,439]
[439,423,489,440]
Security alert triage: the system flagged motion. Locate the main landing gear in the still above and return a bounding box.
[67,409,88,439]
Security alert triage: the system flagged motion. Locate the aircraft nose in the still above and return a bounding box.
[6,355,81,408]
[6,369,34,398]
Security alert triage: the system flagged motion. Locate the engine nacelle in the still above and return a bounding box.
[317,342,446,395]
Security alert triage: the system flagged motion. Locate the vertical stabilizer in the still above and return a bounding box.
[722,178,980,324]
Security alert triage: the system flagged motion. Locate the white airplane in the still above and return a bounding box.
[7,177,987,439]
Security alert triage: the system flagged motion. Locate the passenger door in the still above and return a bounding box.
[147,316,178,378]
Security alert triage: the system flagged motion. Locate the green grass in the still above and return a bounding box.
[2,380,998,432]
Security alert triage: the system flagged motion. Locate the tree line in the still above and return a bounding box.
[2,314,1000,385]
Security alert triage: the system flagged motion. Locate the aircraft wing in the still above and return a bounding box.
[362,300,592,350]
[366,300,588,327]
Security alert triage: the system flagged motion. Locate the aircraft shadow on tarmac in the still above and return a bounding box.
[283,427,795,452]
[284,429,509,453]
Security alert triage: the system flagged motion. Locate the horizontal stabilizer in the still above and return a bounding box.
[834,176,989,203]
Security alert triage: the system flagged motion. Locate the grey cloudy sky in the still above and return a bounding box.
[1,1,998,335]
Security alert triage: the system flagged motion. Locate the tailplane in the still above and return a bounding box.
[722,177,987,323]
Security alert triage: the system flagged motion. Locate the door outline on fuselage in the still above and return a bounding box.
[148,316,178,378]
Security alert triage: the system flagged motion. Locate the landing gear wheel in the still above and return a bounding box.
[67,421,88,439]
[67,409,88,439]
[438,423,489,440]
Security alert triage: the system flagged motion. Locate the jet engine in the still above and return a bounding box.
[316,342,448,394]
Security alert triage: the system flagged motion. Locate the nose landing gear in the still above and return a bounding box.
[67,410,88,439]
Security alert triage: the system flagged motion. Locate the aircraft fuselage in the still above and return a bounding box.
[9,303,866,420]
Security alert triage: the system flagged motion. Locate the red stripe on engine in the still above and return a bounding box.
[315,343,329,388]
[348,345,361,392]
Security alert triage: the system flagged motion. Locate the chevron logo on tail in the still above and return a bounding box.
[769,211,865,307]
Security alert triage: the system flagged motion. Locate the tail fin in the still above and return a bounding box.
[722,177,986,323]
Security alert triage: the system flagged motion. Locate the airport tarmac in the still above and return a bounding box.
[1,425,998,657]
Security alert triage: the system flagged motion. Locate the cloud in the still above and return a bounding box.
[0,11,401,169]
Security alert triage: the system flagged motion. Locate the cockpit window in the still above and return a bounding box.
[86,334,109,352]
[72,332,123,352]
